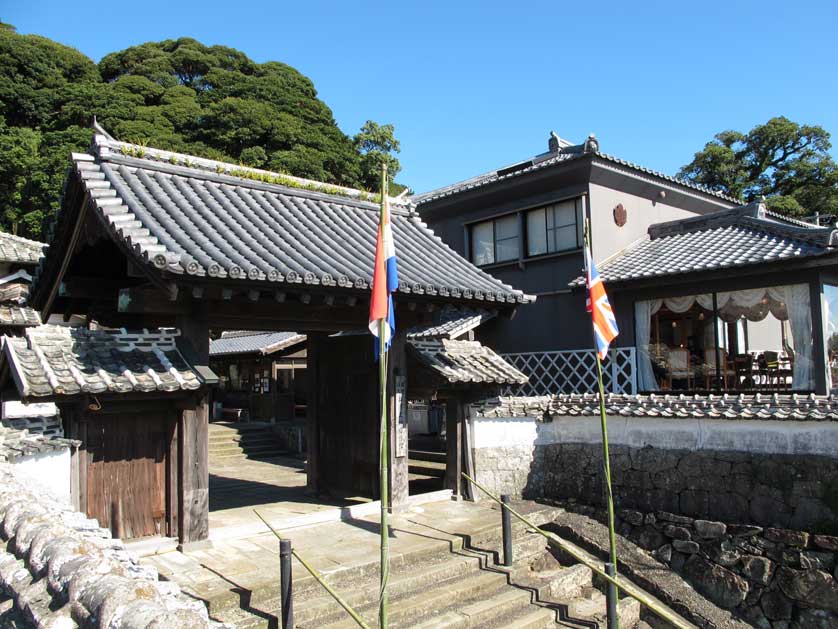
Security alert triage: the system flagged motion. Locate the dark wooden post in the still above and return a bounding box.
[445,397,463,499]
[177,304,210,548]
[306,333,322,494]
[388,331,409,509]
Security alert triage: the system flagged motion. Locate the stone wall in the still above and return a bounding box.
[607,505,838,628]
[468,412,838,533]
[0,463,221,628]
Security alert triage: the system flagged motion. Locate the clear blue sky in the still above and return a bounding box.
[6,1,838,193]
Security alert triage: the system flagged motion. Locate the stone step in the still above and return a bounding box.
[407,449,446,464]
[209,446,286,459]
[407,459,446,477]
[207,503,563,625]
[208,440,280,452]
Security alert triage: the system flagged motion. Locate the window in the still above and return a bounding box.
[526,198,583,256]
[470,215,520,265]
[635,284,814,393]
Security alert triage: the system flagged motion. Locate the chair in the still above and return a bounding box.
[763,350,780,389]
[668,348,692,389]
[704,348,734,389]
[733,354,754,389]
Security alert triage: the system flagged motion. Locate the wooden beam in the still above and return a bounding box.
[445,398,463,499]
[306,333,323,494]
[176,304,210,548]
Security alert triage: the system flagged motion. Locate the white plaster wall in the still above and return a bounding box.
[589,183,712,263]
[2,400,57,419]
[12,449,72,505]
[471,414,838,458]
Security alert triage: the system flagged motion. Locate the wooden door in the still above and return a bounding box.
[86,413,174,540]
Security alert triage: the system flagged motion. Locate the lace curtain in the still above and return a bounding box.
[635,284,814,391]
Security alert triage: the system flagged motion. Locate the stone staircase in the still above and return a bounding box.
[407,449,446,494]
[208,422,287,462]
[212,505,642,628]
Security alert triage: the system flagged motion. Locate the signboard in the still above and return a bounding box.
[395,375,408,458]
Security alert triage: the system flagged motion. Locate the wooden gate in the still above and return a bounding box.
[85,413,175,540]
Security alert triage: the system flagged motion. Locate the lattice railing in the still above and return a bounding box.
[500,347,637,396]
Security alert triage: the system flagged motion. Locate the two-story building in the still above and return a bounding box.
[414,132,739,393]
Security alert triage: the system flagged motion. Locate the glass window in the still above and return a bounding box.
[470,215,519,265]
[635,284,814,393]
[527,209,548,256]
[526,198,582,256]
[495,215,519,262]
[472,220,494,265]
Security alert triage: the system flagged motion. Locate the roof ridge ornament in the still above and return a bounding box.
[583,133,599,154]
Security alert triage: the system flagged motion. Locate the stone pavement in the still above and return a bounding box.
[208,452,364,540]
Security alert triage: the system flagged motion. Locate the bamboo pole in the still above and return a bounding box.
[378,163,390,629]
[460,474,696,629]
[584,210,620,628]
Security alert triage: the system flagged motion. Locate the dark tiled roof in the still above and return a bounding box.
[471,393,838,421]
[412,135,739,205]
[0,232,46,266]
[407,309,494,339]
[210,331,305,357]
[43,132,531,306]
[2,325,207,399]
[409,338,529,385]
[570,202,838,286]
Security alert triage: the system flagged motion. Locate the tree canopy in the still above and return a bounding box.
[0,29,402,237]
[678,117,838,218]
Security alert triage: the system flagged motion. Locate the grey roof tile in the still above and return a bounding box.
[42,133,532,306]
[210,331,305,357]
[3,325,207,399]
[409,338,528,385]
[0,232,46,266]
[0,305,40,327]
[407,309,494,340]
[412,137,739,205]
[0,424,78,462]
[471,393,838,421]
[570,202,838,286]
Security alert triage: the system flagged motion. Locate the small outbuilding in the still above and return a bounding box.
[0,325,216,542]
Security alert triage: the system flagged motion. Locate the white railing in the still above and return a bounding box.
[500,347,637,396]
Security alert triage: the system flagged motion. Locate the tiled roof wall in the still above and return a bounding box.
[471,393,838,421]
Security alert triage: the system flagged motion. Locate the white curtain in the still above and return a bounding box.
[635,299,662,391]
[784,283,813,390]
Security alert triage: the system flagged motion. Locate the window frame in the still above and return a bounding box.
[469,215,520,266]
[526,198,584,258]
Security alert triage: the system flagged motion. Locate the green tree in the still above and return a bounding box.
[0,29,405,238]
[354,120,402,192]
[679,117,838,217]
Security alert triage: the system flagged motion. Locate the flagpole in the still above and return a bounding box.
[583,205,620,629]
[378,164,390,629]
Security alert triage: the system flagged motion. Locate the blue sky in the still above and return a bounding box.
[6,1,838,193]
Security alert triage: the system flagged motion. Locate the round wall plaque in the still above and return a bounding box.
[613,203,627,227]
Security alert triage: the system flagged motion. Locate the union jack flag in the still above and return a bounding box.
[585,245,619,360]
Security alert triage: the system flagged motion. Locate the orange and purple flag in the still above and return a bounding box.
[368,195,399,353]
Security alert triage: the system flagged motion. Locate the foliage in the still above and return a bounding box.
[353,120,402,192]
[679,117,838,218]
[0,30,404,237]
